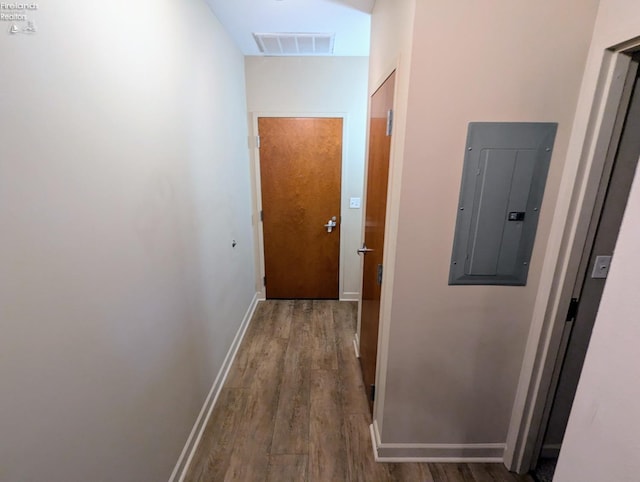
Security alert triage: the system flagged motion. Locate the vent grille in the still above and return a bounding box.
[253,33,335,56]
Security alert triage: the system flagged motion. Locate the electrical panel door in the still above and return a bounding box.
[449,122,557,286]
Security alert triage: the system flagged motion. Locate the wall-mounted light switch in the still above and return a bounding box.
[349,197,361,209]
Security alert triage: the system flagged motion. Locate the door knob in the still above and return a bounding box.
[324,216,337,233]
[357,243,374,254]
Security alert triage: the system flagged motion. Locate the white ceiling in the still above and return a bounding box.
[206,0,373,56]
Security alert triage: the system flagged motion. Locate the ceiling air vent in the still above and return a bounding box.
[253,33,335,56]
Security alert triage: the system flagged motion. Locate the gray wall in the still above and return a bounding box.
[0,0,255,480]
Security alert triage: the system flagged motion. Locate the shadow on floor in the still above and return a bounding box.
[531,457,557,482]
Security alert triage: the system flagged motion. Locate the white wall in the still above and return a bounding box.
[550,1,640,480]
[371,0,599,454]
[0,0,255,480]
[244,56,369,300]
[367,0,415,89]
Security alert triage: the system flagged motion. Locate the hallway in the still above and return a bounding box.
[184,301,534,482]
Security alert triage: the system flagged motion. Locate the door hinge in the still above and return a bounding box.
[260,210,264,222]
[263,276,266,287]
[386,109,394,136]
[370,384,376,402]
[377,264,383,286]
[566,298,579,322]
[256,135,261,149]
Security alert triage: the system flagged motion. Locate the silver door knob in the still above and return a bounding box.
[324,216,337,232]
[357,244,374,254]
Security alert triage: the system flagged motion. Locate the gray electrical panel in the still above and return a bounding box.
[449,122,557,286]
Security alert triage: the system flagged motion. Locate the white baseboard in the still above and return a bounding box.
[340,292,360,301]
[353,334,360,358]
[540,444,561,458]
[168,293,260,482]
[369,421,505,463]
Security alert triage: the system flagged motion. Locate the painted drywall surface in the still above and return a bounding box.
[0,1,255,480]
[367,0,416,89]
[244,56,368,300]
[549,1,640,480]
[378,0,599,443]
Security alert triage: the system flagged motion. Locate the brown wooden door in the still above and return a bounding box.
[259,117,342,299]
[359,72,395,412]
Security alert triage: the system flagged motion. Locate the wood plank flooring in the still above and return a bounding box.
[184,300,534,482]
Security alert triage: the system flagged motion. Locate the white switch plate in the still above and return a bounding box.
[349,197,361,209]
[591,255,612,279]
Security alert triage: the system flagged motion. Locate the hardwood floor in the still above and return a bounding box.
[184,300,533,482]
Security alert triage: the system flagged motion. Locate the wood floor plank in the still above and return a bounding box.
[468,463,534,482]
[223,452,269,482]
[332,300,356,338]
[253,332,288,391]
[224,336,288,481]
[184,388,248,482]
[310,300,338,370]
[271,301,311,454]
[333,302,370,416]
[430,463,476,482]
[272,300,295,339]
[338,347,369,415]
[308,369,348,482]
[388,462,435,482]
[332,300,357,358]
[345,413,391,482]
[468,463,512,481]
[266,454,308,482]
[225,301,276,388]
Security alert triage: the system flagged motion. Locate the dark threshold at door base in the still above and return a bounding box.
[530,458,557,482]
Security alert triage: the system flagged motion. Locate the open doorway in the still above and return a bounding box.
[508,51,640,479]
[530,54,640,481]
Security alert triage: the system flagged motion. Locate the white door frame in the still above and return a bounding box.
[248,112,350,300]
[505,41,640,473]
